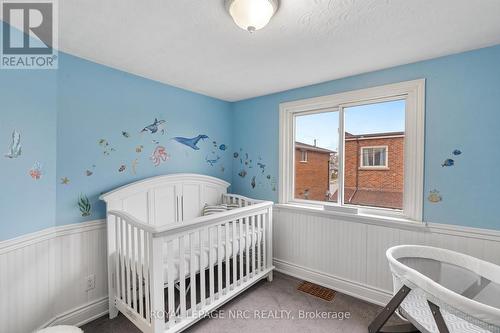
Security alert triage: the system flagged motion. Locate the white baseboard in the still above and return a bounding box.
[273,258,391,306]
[40,297,109,329]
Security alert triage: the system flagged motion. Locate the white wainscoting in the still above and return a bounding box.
[0,220,108,333]
[273,205,500,306]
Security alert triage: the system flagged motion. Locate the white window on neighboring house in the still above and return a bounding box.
[361,146,388,168]
[300,150,308,162]
[279,79,425,222]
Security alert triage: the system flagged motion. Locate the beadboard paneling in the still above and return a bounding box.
[0,220,107,333]
[273,205,500,305]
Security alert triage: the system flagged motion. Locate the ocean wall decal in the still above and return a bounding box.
[441,148,462,167]
[4,129,22,158]
[141,118,166,135]
[150,145,169,166]
[172,134,208,150]
[78,194,92,217]
[234,149,276,191]
[428,189,442,203]
[98,139,115,156]
[205,155,220,166]
[29,162,43,180]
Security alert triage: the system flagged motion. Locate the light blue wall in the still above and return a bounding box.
[231,45,500,230]
[0,60,58,240]
[56,54,233,225]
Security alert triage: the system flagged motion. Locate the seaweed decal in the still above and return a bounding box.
[4,129,22,158]
[131,159,139,175]
[78,194,92,217]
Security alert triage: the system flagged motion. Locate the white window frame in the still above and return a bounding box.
[300,150,308,162]
[360,145,388,169]
[279,79,425,222]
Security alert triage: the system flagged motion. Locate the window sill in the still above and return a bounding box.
[358,167,389,171]
[274,202,426,231]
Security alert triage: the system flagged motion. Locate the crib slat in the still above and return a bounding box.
[189,232,196,312]
[208,227,215,304]
[257,214,262,273]
[245,216,250,281]
[225,222,230,294]
[179,235,187,318]
[217,224,222,298]
[138,229,144,318]
[144,232,150,323]
[200,229,206,306]
[251,216,256,277]
[120,219,126,302]
[263,214,267,270]
[167,240,175,325]
[239,219,244,284]
[232,219,237,289]
[115,217,121,302]
[127,223,133,307]
[131,226,137,312]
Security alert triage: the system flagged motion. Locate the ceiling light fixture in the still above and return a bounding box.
[225,0,279,33]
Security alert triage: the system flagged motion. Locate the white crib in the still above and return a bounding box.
[100,173,274,333]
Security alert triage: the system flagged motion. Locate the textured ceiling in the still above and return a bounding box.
[58,0,500,101]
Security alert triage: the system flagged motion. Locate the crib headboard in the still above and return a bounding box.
[100,173,230,226]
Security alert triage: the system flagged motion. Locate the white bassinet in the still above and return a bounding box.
[377,245,500,333]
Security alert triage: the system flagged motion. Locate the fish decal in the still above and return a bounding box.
[219,144,227,151]
[4,129,22,158]
[78,194,92,217]
[29,162,43,180]
[85,170,93,176]
[61,177,70,185]
[141,118,166,135]
[441,159,454,167]
[172,134,208,150]
[238,170,247,178]
[251,176,256,189]
[428,190,442,203]
[118,164,126,172]
[205,155,220,166]
[150,146,169,166]
[257,162,266,173]
[452,149,462,156]
[233,152,239,158]
[122,131,130,138]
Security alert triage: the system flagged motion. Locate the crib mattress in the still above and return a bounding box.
[160,224,262,283]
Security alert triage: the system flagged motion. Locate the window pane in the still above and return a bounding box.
[344,100,405,210]
[295,111,339,203]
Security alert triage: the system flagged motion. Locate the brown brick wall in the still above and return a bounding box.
[295,149,330,201]
[344,136,404,192]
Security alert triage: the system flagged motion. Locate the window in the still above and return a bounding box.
[300,150,308,162]
[360,146,388,168]
[280,80,425,221]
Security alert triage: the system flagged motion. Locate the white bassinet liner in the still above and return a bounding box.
[386,245,500,329]
[158,223,262,283]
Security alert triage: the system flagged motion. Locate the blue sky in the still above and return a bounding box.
[296,99,405,151]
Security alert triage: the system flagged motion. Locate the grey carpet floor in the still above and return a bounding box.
[82,272,403,333]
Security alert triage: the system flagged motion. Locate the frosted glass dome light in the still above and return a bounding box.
[225,0,279,33]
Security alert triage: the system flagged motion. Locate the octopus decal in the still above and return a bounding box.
[150,146,169,166]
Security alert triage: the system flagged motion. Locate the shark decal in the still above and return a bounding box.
[172,134,208,150]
